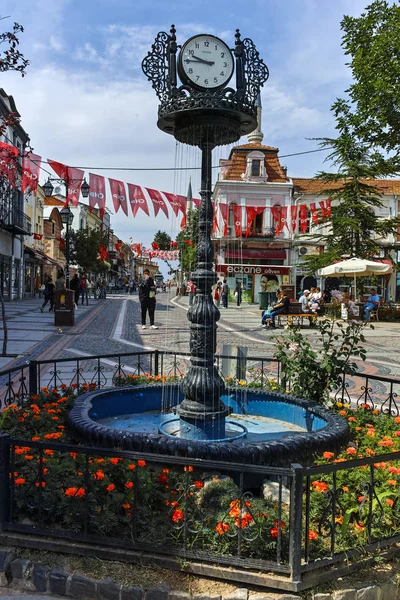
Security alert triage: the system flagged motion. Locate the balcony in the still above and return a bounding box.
[2,207,31,235]
[243,227,276,240]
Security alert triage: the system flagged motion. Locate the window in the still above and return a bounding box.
[251,160,261,177]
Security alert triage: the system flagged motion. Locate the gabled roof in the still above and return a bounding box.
[293,177,400,195]
[44,197,64,206]
[224,142,287,183]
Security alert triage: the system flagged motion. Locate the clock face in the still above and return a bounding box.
[178,34,234,90]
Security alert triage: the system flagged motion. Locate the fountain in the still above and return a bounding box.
[69,26,349,466]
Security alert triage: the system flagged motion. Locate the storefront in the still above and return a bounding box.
[217,264,291,303]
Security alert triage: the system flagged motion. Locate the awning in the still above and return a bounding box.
[225,248,286,259]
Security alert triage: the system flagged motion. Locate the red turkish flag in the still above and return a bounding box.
[310,203,319,225]
[89,173,106,219]
[271,205,282,235]
[98,245,109,261]
[48,159,68,180]
[218,203,229,236]
[290,205,298,232]
[299,204,308,233]
[245,206,264,237]
[280,206,288,231]
[33,233,43,240]
[0,142,19,188]
[127,184,149,217]
[115,240,123,251]
[146,188,169,218]
[319,200,327,219]
[326,198,331,217]
[231,204,242,237]
[22,152,41,195]
[108,178,128,216]
[66,166,84,207]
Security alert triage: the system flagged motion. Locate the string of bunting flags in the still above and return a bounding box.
[1,146,332,235]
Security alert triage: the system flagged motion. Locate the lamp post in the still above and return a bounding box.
[42,176,90,289]
[59,207,74,288]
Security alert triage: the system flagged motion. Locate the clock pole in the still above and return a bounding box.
[142,27,269,440]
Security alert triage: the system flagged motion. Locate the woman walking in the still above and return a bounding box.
[235,281,242,307]
[40,277,55,312]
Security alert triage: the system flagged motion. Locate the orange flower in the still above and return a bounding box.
[339,410,347,416]
[94,458,105,464]
[393,431,400,437]
[235,515,253,529]
[270,527,279,538]
[25,455,34,461]
[379,439,394,447]
[358,495,365,503]
[183,465,193,472]
[386,499,394,507]
[106,483,116,492]
[342,486,349,492]
[215,521,229,535]
[308,530,319,540]
[137,460,146,467]
[395,417,400,424]
[354,522,364,531]
[388,467,400,475]
[69,452,78,459]
[65,487,85,497]
[31,436,40,441]
[162,468,170,473]
[274,519,286,529]
[51,416,59,421]
[122,503,131,510]
[348,416,356,422]
[366,430,376,438]
[312,481,329,493]
[387,479,397,486]
[14,477,25,485]
[57,425,65,430]
[346,447,357,455]
[35,481,46,488]
[356,426,362,431]
[125,481,134,489]
[127,464,136,470]
[93,470,105,481]
[43,468,48,475]
[194,480,204,489]
[365,448,375,457]
[44,449,54,456]
[109,457,122,465]
[323,452,334,460]
[171,509,184,523]
[374,462,388,469]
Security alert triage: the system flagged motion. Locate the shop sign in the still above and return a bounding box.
[219,264,291,275]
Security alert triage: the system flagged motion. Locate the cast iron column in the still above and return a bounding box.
[178,142,229,440]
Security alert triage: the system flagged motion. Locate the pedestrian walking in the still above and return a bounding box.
[213,281,222,306]
[86,278,93,300]
[70,274,80,309]
[40,277,55,312]
[234,281,242,307]
[80,273,88,305]
[188,280,196,306]
[55,270,65,290]
[221,279,229,308]
[139,269,158,329]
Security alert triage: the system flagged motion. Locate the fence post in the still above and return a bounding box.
[289,463,303,585]
[29,360,38,396]
[154,350,159,377]
[0,434,11,532]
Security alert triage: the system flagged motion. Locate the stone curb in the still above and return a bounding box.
[0,550,399,600]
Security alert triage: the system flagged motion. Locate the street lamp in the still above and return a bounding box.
[59,206,74,288]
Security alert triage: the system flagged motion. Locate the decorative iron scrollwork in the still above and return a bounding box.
[242,37,269,105]
[142,31,171,102]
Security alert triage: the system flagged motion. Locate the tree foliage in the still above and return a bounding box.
[68,228,109,274]
[339,0,400,152]
[176,208,199,275]
[0,21,29,76]
[152,230,171,250]
[304,102,400,273]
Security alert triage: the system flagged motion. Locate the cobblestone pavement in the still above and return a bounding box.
[2,292,400,390]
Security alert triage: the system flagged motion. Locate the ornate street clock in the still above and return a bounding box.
[178,34,234,90]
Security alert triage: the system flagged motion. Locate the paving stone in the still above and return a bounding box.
[357,587,380,600]
[49,568,69,596]
[194,595,221,600]
[32,564,49,593]
[97,577,121,600]
[68,573,97,598]
[10,558,31,580]
[120,586,144,600]
[223,589,248,600]
[378,582,398,599]
[145,585,170,600]
[333,591,356,600]
[170,592,191,600]
[314,594,332,600]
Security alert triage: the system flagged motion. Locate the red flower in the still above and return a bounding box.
[323,452,334,460]
[346,447,357,455]
[93,470,105,481]
[171,509,184,523]
[14,477,25,485]
[65,487,85,497]
[109,457,122,465]
[125,481,134,489]
[215,521,229,535]
[158,474,168,484]
[308,530,318,540]
[137,460,146,467]
[312,481,329,493]
[270,527,279,538]
[194,480,204,489]
[35,481,46,488]
[106,483,116,492]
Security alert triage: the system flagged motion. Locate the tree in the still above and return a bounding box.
[176,207,199,276]
[152,230,171,250]
[0,20,28,356]
[339,0,400,152]
[304,101,400,273]
[68,228,109,274]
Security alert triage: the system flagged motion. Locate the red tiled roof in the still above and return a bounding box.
[293,177,400,195]
[44,197,64,206]
[224,143,287,183]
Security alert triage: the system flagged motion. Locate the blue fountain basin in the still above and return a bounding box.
[69,385,349,466]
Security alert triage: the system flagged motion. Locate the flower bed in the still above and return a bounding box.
[2,382,400,564]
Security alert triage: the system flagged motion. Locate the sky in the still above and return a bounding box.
[1,0,369,262]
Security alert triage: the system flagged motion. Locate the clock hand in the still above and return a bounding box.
[192,54,215,65]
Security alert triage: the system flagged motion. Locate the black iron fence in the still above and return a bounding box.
[1,351,400,590]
